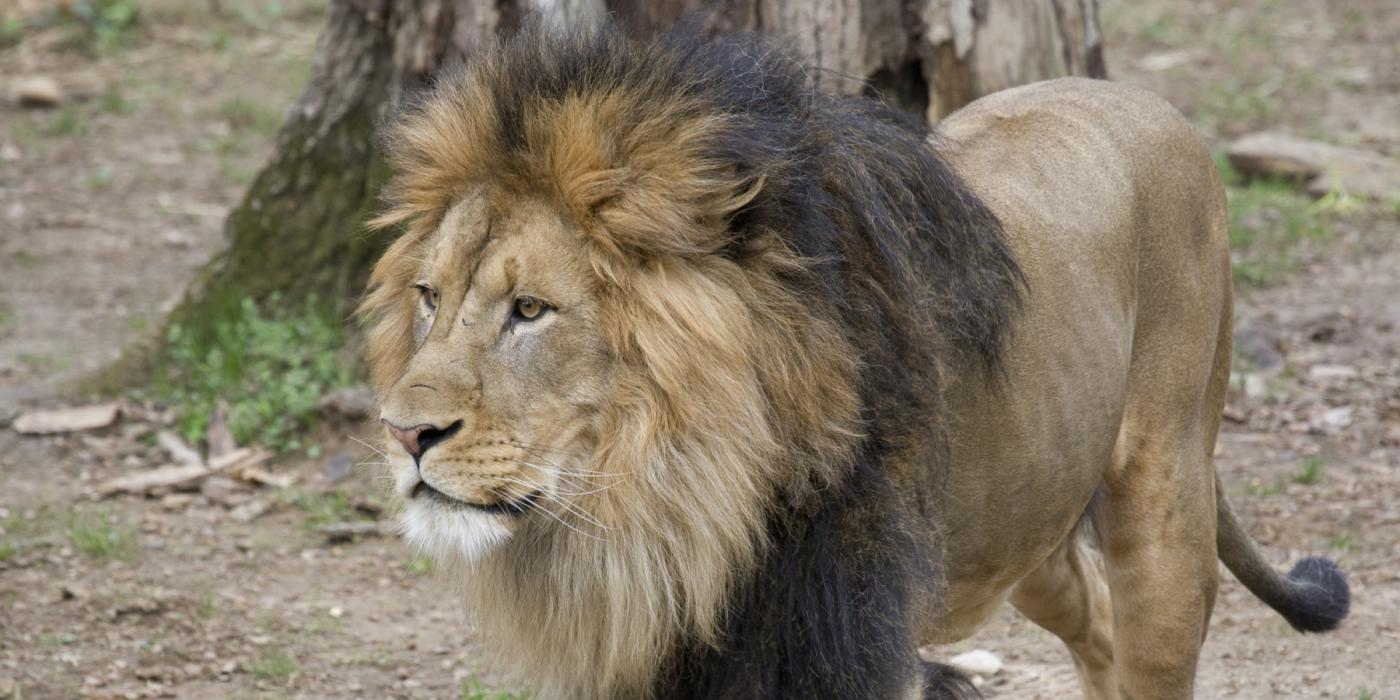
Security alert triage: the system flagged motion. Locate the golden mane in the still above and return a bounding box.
[360,21,1019,699]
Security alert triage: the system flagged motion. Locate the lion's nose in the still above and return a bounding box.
[382,419,462,460]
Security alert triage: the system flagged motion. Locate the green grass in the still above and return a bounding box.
[202,27,234,52]
[229,1,287,31]
[147,294,356,452]
[293,490,359,529]
[1245,477,1284,497]
[196,591,220,620]
[462,675,529,700]
[1200,77,1281,131]
[405,555,433,577]
[62,0,143,52]
[251,647,298,679]
[17,352,70,371]
[1328,532,1356,554]
[0,16,25,48]
[218,96,283,137]
[218,156,257,185]
[0,302,14,329]
[42,105,88,138]
[1137,14,1186,46]
[80,164,114,191]
[99,87,134,115]
[301,611,343,637]
[38,633,76,647]
[66,509,139,561]
[1220,157,1334,286]
[1292,455,1326,486]
[1,508,54,562]
[282,55,315,89]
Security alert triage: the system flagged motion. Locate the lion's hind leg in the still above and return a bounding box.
[1010,516,1119,700]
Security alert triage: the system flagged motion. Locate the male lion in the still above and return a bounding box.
[361,23,1350,700]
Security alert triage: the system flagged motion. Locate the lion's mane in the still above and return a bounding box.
[361,19,1020,699]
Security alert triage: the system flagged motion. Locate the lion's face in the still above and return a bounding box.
[379,191,613,560]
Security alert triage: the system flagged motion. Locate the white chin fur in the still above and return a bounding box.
[399,500,512,562]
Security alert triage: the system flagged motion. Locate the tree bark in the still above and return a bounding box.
[159,0,1105,362]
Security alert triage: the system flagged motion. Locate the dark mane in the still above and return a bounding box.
[407,20,1023,421]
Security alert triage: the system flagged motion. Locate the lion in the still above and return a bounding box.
[359,22,1350,700]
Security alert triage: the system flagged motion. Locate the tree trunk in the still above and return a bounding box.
[160,0,511,348]
[158,0,1104,364]
[608,0,1107,118]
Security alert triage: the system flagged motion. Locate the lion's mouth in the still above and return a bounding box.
[411,480,539,516]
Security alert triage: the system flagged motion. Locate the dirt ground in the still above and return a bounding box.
[1,1,1397,698]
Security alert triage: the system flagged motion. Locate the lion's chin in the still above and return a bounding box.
[399,500,513,562]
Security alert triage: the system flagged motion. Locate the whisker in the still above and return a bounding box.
[348,435,389,459]
[511,444,626,478]
[513,462,624,494]
[494,475,613,532]
[519,465,629,482]
[521,497,606,541]
[507,440,578,454]
[514,459,623,479]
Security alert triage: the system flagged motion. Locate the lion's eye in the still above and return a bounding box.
[512,296,547,322]
[414,284,438,314]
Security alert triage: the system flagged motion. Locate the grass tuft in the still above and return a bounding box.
[147,294,355,452]
[251,647,298,679]
[66,509,139,561]
[63,0,142,52]
[293,490,360,530]
[405,555,433,577]
[462,675,529,700]
[1245,477,1284,497]
[218,96,284,137]
[1292,455,1326,486]
[1219,156,1333,286]
[1328,532,1356,554]
[42,105,88,138]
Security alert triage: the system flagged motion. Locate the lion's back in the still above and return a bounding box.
[938,77,1227,264]
[925,78,1232,642]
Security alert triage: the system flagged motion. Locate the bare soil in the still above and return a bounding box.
[1,1,1396,698]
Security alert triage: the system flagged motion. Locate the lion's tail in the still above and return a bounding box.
[1215,476,1350,632]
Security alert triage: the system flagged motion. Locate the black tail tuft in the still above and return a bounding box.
[922,661,981,700]
[1278,556,1350,633]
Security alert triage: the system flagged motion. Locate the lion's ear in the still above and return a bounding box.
[582,163,763,260]
[536,93,762,260]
